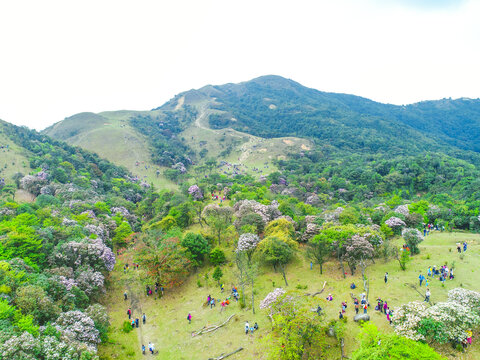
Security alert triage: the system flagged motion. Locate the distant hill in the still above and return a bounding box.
[43,75,480,183]
[172,75,480,158]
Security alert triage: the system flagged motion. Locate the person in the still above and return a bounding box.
[425,288,431,302]
[150,343,155,354]
[341,301,347,313]
[221,283,224,292]
[142,313,146,324]
[450,269,455,280]
[339,311,344,320]
[187,313,192,324]
[384,272,388,284]
[316,305,322,316]
[427,267,432,277]
[456,243,461,253]
[423,229,427,236]
[383,301,388,314]
[221,301,226,312]
[386,309,392,324]
[135,318,139,328]
[127,308,132,319]
[124,291,128,300]
[363,303,368,314]
[355,302,359,314]
[463,242,467,252]
[326,294,333,301]
[419,273,425,286]
[254,322,259,331]
[310,261,313,270]
[245,321,249,335]
[210,298,215,308]
[142,344,146,355]
[350,283,356,289]
[467,330,473,345]
[131,319,135,328]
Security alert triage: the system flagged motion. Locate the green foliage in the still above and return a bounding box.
[209,248,226,266]
[264,292,327,360]
[260,237,294,286]
[181,232,210,267]
[306,235,331,274]
[122,320,133,333]
[351,323,445,360]
[212,266,223,285]
[418,318,449,344]
[113,221,133,247]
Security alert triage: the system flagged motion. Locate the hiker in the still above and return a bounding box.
[187,313,192,324]
[463,242,467,252]
[207,295,211,305]
[135,318,139,328]
[387,308,392,324]
[142,313,146,324]
[245,322,249,335]
[363,303,368,314]
[254,322,259,331]
[124,291,128,300]
[221,283,224,292]
[339,311,344,320]
[456,243,461,253]
[383,301,388,314]
[341,301,347,313]
[419,273,425,286]
[210,298,215,308]
[131,319,135,328]
[350,283,356,289]
[127,308,132,319]
[450,269,455,280]
[142,344,146,355]
[384,272,388,284]
[427,267,432,277]
[146,286,150,296]
[326,294,333,301]
[221,301,226,312]
[425,288,431,302]
[355,301,359,314]
[149,342,155,354]
[316,305,322,316]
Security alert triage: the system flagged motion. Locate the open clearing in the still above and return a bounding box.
[99,231,480,359]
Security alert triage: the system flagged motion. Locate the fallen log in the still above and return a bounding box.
[208,347,243,360]
[305,281,327,297]
[192,314,236,337]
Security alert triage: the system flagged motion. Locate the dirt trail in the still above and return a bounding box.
[120,254,160,356]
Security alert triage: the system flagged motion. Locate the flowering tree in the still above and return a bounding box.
[385,217,406,230]
[448,288,480,314]
[53,238,115,272]
[392,290,480,344]
[236,233,260,262]
[188,185,203,201]
[260,288,286,310]
[401,228,424,254]
[394,205,409,216]
[344,235,374,299]
[55,310,101,352]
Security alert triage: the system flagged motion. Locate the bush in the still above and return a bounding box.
[209,248,226,266]
[122,320,133,333]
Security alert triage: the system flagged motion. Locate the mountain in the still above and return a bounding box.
[43,75,480,184]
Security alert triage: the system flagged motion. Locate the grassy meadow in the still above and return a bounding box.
[99,231,480,360]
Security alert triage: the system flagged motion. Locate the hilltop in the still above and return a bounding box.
[43,76,480,189]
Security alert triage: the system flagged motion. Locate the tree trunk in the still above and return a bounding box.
[281,265,288,286]
[320,263,323,275]
[337,249,346,279]
[251,276,255,314]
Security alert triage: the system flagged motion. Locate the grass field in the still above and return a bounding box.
[99,231,480,360]
[43,111,178,191]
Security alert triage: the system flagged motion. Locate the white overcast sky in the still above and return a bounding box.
[0,0,478,130]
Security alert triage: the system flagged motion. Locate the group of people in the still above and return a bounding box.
[456,242,468,253]
[245,321,259,334]
[426,264,454,283]
[375,298,393,324]
[141,343,155,355]
[146,282,164,297]
[126,307,147,328]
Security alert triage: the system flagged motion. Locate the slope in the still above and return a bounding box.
[44,110,178,190]
[175,75,480,160]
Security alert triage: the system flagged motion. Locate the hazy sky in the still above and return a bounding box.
[0,0,478,130]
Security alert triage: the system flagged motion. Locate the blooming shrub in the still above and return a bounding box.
[260,288,286,310]
[188,185,203,200]
[385,217,406,229]
[401,228,424,254]
[394,205,409,216]
[236,233,260,253]
[392,288,480,343]
[55,310,100,352]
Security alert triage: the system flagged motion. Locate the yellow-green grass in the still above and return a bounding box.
[99,231,480,359]
[44,111,177,191]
